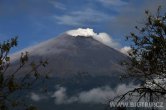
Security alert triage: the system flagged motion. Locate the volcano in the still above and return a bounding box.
[10,28,134,110]
[12,32,128,77]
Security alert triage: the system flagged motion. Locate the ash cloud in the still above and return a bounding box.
[66,28,119,49]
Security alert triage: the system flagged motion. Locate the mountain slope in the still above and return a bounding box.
[11,34,128,77]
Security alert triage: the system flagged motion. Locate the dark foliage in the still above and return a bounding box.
[110,6,166,110]
[0,37,48,110]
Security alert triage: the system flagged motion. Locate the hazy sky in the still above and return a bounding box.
[0,0,166,53]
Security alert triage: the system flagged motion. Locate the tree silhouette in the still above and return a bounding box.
[0,37,48,110]
[110,6,166,110]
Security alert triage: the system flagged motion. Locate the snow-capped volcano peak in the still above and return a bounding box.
[66,28,119,48]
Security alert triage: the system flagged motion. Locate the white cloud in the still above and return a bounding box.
[77,84,137,104]
[30,92,42,101]
[51,87,67,104]
[30,92,48,102]
[120,46,132,55]
[52,84,137,104]
[98,0,128,6]
[49,1,66,10]
[66,28,119,48]
[54,8,113,26]
[94,33,119,48]
[78,86,114,104]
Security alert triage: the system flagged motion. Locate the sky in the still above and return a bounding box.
[0,0,166,53]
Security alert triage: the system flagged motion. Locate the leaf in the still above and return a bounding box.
[0,74,4,87]
[0,60,2,65]
[45,74,49,79]
[5,57,10,62]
